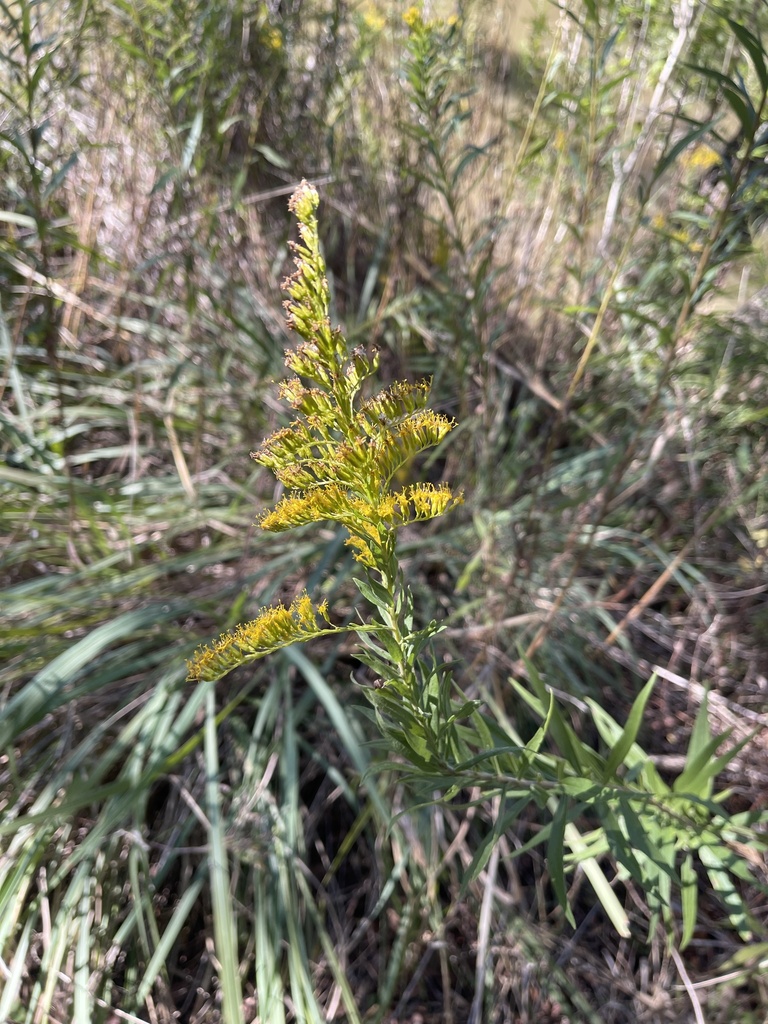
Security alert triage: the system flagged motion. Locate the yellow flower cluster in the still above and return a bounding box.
[187,594,331,682]
[259,480,463,561]
[187,181,462,683]
[402,5,458,32]
[378,483,464,525]
[680,143,721,175]
[403,5,422,28]
[360,2,385,33]
[255,353,455,510]
[259,485,374,533]
[262,26,282,51]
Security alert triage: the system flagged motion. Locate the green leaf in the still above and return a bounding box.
[511,660,587,772]
[602,675,656,781]
[548,799,576,927]
[524,691,555,757]
[373,626,406,664]
[451,142,489,188]
[687,65,756,135]
[674,729,733,797]
[450,745,526,773]
[564,821,631,938]
[253,143,289,169]
[42,151,78,201]
[560,777,602,799]
[0,209,37,228]
[727,18,768,93]
[354,574,392,610]
[617,797,671,870]
[460,796,531,897]
[0,606,181,751]
[699,845,754,940]
[602,811,649,890]
[354,648,397,680]
[448,699,481,722]
[687,689,712,763]
[716,941,768,972]
[680,852,698,950]
[688,735,756,801]
[204,688,244,1024]
[137,874,206,1002]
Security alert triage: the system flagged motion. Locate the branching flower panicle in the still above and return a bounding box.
[187,181,462,684]
[189,593,331,683]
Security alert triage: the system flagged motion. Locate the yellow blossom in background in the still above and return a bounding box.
[680,142,721,175]
[403,5,421,28]
[361,2,385,33]
[402,5,458,33]
[739,526,768,571]
[650,211,700,251]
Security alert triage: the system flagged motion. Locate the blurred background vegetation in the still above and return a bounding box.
[1,0,767,1021]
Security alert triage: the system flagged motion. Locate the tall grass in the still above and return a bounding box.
[1,0,767,1022]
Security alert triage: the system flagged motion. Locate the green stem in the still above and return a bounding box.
[376,544,418,699]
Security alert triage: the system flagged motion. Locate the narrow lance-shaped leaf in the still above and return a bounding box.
[602,674,656,782]
[726,18,768,93]
[680,852,698,950]
[699,845,754,941]
[548,798,576,928]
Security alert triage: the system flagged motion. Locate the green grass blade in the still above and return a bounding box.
[136,873,206,1004]
[205,686,244,1024]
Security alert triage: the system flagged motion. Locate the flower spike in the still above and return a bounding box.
[189,181,462,685]
[187,594,333,683]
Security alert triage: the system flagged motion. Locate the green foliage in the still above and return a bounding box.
[396,4,501,436]
[187,182,465,759]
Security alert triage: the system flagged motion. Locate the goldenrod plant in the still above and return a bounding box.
[3,2,768,1019]
[188,183,767,954]
[188,180,466,765]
